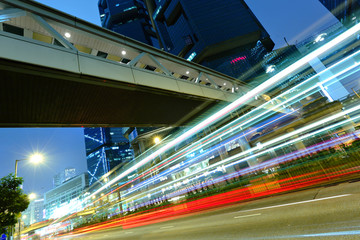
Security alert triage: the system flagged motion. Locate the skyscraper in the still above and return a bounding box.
[319,0,360,25]
[98,0,274,80]
[98,0,160,47]
[151,0,274,79]
[85,127,134,185]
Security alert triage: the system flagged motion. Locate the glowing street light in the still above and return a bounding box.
[29,153,43,164]
[13,154,43,240]
[15,153,44,177]
[154,137,161,144]
[28,193,37,200]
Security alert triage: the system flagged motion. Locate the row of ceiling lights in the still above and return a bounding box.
[63,31,127,55]
[63,32,235,89]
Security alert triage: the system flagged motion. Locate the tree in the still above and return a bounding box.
[0,174,29,234]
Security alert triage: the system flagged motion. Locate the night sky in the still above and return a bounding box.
[0,0,338,196]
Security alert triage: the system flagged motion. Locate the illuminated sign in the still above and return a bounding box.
[230,56,247,64]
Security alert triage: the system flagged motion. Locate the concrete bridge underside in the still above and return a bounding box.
[0,59,218,127]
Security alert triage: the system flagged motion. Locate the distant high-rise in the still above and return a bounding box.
[319,0,360,25]
[85,127,134,185]
[22,198,45,226]
[53,167,76,188]
[98,0,160,47]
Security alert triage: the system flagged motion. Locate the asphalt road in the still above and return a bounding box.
[62,181,360,240]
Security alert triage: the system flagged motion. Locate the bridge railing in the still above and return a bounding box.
[0,0,248,96]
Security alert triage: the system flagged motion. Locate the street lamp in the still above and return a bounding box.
[15,153,44,177]
[13,153,43,240]
[154,137,161,144]
[16,194,36,240]
[28,193,37,200]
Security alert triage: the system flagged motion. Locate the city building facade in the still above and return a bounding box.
[22,198,45,226]
[98,0,274,80]
[85,127,134,185]
[319,0,360,25]
[98,0,160,47]
[151,0,274,79]
[44,173,88,219]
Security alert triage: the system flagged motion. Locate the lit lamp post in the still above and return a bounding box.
[16,194,36,240]
[154,137,161,145]
[28,193,37,201]
[15,153,44,177]
[13,153,43,240]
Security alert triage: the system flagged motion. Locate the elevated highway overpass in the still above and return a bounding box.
[0,0,248,127]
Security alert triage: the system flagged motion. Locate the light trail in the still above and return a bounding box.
[85,22,360,202]
[121,49,360,195]
[234,213,262,219]
[302,230,360,237]
[236,194,351,213]
[121,58,360,198]
[95,48,360,204]
[123,114,360,200]
[124,108,360,202]
[124,110,297,196]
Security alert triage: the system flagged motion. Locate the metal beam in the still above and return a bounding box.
[147,54,173,77]
[28,12,77,51]
[0,8,26,22]
[195,72,203,84]
[128,52,147,67]
[204,73,219,89]
[232,83,240,93]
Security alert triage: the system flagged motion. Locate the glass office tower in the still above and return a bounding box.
[85,127,134,185]
[319,0,360,25]
[98,0,160,47]
[151,0,274,79]
[98,0,274,80]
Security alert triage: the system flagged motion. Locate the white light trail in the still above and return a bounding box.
[234,213,262,219]
[125,111,360,201]
[86,23,360,202]
[237,194,351,213]
[140,54,360,182]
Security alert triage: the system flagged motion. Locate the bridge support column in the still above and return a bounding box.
[238,135,258,167]
[298,45,350,101]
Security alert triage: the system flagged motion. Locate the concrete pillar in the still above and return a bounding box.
[286,128,306,150]
[238,135,258,167]
[297,45,350,101]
